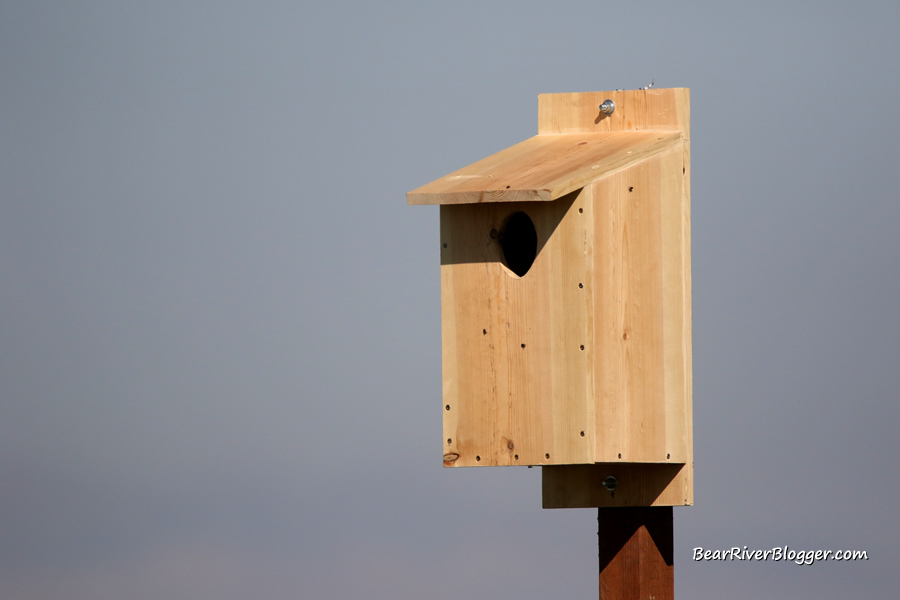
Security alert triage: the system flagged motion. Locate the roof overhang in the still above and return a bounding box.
[407,130,683,205]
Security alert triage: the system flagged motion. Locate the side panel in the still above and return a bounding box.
[591,147,690,465]
[440,190,594,467]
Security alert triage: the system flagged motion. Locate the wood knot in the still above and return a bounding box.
[507,440,515,450]
[443,453,460,464]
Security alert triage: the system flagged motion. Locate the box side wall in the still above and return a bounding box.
[590,147,691,464]
[660,145,693,483]
[681,139,693,505]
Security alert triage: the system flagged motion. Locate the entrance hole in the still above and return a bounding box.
[500,211,537,277]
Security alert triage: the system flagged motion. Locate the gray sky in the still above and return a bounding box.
[1,1,898,598]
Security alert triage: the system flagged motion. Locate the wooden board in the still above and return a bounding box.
[591,148,690,464]
[440,189,595,467]
[542,464,691,508]
[407,131,682,205]
[538,88,690,136]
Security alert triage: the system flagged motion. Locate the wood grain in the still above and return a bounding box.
[440,190,594,466]
[591,147,689,464]
[407,131,682,205]
[538,88,690,137]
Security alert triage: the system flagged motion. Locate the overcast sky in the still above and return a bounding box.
[2,2,898,598]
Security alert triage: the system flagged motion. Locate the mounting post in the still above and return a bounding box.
[598,507,674,599]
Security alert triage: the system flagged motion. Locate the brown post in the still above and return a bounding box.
[598,507,674,599]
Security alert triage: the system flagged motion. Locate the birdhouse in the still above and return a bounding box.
[408,89,692,508]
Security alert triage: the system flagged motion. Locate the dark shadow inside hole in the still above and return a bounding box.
[500,211,537,277]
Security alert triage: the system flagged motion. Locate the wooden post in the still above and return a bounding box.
[598,507,673,599]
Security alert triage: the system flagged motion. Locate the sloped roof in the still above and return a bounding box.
[407,130,683,205]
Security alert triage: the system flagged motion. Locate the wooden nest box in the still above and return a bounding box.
[408,89,692,508]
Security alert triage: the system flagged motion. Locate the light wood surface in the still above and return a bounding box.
[440,189,595,466]
[591,148,690,464]
[538,88,690,136]
[407,131,682,205]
